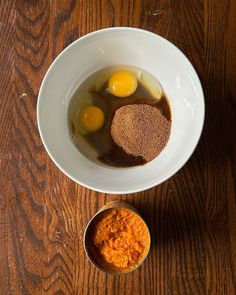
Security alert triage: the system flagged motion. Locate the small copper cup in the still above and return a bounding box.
[83,201,151,274]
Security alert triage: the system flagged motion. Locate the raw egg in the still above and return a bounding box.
[108,70,137,97]
[79,106,105,132]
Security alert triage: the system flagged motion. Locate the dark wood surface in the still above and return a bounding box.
[1,0,236,294]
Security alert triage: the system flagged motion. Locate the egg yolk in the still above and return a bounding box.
[108,71,137,97]
[80,106,105,132]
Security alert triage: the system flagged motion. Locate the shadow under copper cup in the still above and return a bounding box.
[83,201,151,274]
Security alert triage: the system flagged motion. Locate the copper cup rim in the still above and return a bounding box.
[83,201,151,275]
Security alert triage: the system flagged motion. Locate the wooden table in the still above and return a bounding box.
[1,1,236,294]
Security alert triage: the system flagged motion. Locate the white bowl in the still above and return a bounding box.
[37,27,204,194]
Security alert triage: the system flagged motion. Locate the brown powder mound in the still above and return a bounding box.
[111,104,171,162]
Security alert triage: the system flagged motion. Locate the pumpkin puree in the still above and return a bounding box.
[92,208,150,270]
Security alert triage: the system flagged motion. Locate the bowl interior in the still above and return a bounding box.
[37,28,204,194]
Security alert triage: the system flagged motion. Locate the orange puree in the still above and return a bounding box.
[92,208,150,270]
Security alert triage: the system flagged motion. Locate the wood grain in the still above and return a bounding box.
[0,0,236,294]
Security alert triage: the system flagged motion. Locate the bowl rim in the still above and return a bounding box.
[37,27,205,194]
